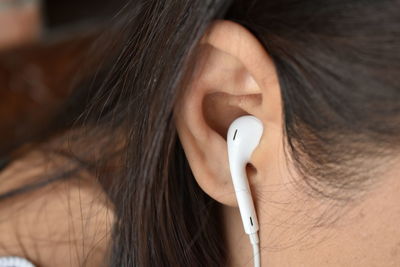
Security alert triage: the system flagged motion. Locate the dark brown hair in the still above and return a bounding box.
[1,0,399,266]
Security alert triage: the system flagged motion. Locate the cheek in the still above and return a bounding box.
[254,128,316,249]
[255,157,400,266]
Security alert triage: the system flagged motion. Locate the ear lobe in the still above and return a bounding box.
[175,20,282,207]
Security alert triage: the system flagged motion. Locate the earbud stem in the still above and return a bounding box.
[230,162,259,235]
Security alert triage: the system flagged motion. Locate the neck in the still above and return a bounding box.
[222,205,255,267]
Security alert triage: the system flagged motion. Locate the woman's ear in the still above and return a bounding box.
[174,20,283,207]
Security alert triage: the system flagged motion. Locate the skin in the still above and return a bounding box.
[0,150,113,267]
[175,20,400,266]
[0,20,399,266]
[0,0,41,50]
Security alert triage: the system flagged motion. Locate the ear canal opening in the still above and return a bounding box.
[202,92,262,142]
[202,94,249,141]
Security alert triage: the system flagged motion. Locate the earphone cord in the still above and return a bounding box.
[249,233,261,267]
[252,243,261,267]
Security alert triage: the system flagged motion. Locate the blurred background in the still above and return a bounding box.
[0,0,126,166]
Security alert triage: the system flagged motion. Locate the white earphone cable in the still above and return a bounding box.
[249,232,260,267]
[0,256,35,267]
[252,243,261,267]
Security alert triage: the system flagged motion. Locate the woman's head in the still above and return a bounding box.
[175,11,400,265]
[74,0,400,266]
[4,0,399,266]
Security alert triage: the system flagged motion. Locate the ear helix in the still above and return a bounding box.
[227,115,263,267]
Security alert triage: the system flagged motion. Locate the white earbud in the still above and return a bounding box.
[227,115,263,267]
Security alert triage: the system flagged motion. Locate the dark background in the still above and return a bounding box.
[43,0,127,29]
[0,0,127,163]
